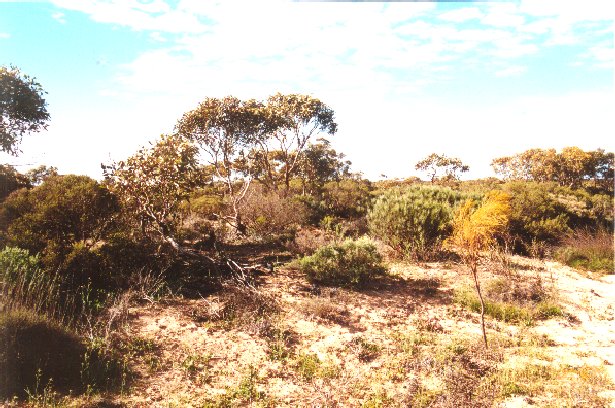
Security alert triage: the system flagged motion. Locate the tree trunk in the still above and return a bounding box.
[471,264,488,348]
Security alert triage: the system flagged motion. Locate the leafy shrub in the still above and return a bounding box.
[321,178,372,219]
[297,237,385,285]
[555,228,614,274]
[186,187,224,219]
[502,182,572,253]
[0,310,84,399]
[0,240,156,323]
[0,175,119,256]
[368,186,472,260]
[0,246,39,286]
[238,185,308,239]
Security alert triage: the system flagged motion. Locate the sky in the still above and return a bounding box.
[0,0,613,181]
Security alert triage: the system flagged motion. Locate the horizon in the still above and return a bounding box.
[1,0,613,181]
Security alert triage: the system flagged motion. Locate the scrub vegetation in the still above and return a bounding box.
[1,67,613,406]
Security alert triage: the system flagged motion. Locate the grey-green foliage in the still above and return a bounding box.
[368,186,475,260]
[298,237,386,285]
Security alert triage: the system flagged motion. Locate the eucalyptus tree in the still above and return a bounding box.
[264,93,337,192]
[104,134,206,250]
[176,96,269,230]
[0,66,50,155]
[176,93,338,230]
[416,153,469,183]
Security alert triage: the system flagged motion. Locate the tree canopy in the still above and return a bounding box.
[176,93,338,230]
[0,66,50,155]
[104,134,206,249]
[416,153,469,183]
[491,147,614,190]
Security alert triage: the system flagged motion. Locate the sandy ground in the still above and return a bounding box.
[112,255,614,407]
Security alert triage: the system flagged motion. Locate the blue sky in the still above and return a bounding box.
[1,0,613,180]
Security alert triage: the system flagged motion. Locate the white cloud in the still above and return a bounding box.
[0,32,10,39]
[519,0,614,22]
[51,0,206,33]
[579,41,614,69]
[439,7,483,23]
[495,65,527,77]
[481,3,526,28]
[52,11,66,23]
[31,1,614,180]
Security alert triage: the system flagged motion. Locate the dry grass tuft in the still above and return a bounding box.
[298,296,350,325]
[187,284,280,330]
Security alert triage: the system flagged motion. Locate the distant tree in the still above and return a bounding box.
[491,147,613,190]
[449,190,511,348]
[415,153,469,183]
[0,66,50,155]
[263,93,337,192]
[589,149,614,189]
[176,97,268,230]
[104,134,206,250]
[176,93,338,230]
[25,165,58,186]
[0,164,29,201]
[556,147,592,189]
[298,139,350,195]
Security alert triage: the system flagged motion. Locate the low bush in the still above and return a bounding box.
[297,237,385,285]
[0,310,84,399]
[299,296,350,325]
[286,227,336,256]
[555,228,614,274]
[294,353,339,381]
[502,182,572,254]
[238,185,308,239]
[0,241,158,324]
[368,186,473,260]
[321,178,373,219]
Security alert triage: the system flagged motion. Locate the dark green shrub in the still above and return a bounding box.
[0,164,29,201]
[321,178,372,219]
[95,234,159,282]
[368,186,471,260]
[0,175,119,256]
[0,240,156,323]
[0,310,84,399]
[502,182,571,253]
[298,237,385,285]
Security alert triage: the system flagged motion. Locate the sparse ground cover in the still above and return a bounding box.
[13,248,610,408]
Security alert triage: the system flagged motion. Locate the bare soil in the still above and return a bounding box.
[92,252,614,407]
